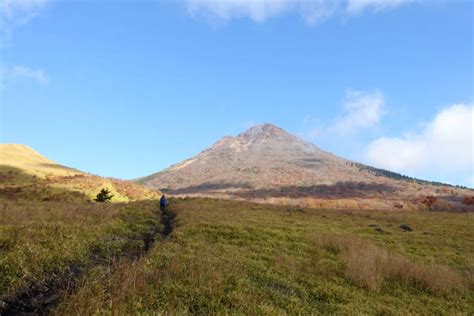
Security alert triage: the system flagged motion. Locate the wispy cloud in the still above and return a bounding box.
[302,89,385,141]
[184,0,416,25]
[11,65,48,83]
[346,0,416,15]
[0,64,49,86]
[331,90,385,135]
[365,103,474,186]
[0,0,51,43]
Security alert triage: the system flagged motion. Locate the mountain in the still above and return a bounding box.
[0,144,158,202]
[0,144,83,177]
[140,124,472,211]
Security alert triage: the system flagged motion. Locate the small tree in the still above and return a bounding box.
[95,188,114,202]
[421,195,437,210]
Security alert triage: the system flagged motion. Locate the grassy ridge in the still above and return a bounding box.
[0,144,159,202]
[57,198,474,315]
[0,199,162,312]
[0,166,159,203]
[0,144,82,178]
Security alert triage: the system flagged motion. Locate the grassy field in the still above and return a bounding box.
[0,198,162,313]
[56,198,474,315]
[0,145,164,313]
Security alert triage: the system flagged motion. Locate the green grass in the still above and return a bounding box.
[0,198,162,308]
[56,198,474,315]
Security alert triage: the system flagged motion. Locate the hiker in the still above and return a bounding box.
[160,194,168,212]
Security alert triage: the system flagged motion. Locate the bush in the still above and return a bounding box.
[399,224,413,232]
[95,188,114,202]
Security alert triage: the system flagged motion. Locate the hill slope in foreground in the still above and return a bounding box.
[56,198,474,314]
[0,144,158,202]
[141,124,473,211]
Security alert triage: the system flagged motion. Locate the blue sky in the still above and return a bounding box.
[0,0,472,186]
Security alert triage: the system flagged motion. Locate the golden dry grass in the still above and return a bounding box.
[0,144,159,202]
[312,234,468,293]
[0,144,82,178]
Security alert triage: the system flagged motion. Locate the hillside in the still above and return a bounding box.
[0,144,159,202]
[0,144,82,177]
[56,198,474,314]
[140,124,473,211]
[0,144,162,313]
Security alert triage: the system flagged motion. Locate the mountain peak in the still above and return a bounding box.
[239,123,290,140]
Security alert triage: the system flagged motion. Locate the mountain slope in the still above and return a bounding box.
[141,124,472,211]
[0,144,83,177]
[0,144,158,202]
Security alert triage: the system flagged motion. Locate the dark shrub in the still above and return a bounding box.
[95,188,114,202]
[400,224,413,232]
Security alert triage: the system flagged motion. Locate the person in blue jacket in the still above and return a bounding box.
[160,194,168,212]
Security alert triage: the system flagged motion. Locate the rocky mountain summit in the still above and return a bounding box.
[140,124,472,211]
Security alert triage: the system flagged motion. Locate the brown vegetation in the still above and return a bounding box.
[421,195,438,210]
[0,168,158,203]
[463,196,474,206]
[236,181,396,199]
[312,234,468,293]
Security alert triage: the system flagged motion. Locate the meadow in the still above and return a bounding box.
[0,145,165,313]
[0,198,162,313]
[56,198,474,315]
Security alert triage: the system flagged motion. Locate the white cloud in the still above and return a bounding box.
[187,0,289,23]
[301,89,385,141]
[332,90,385,135]
[11,65,48,83]
[0,0,50,42]
[185,0,415,24]
[186,0,340,24]
[346,0,415,15]
[300,90,386,146]
[365,104,474,185]
[0,64,49,85]
[1,0,49,16]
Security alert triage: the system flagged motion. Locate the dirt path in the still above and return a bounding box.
[160,205,176,238]
[0,205,174,316]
